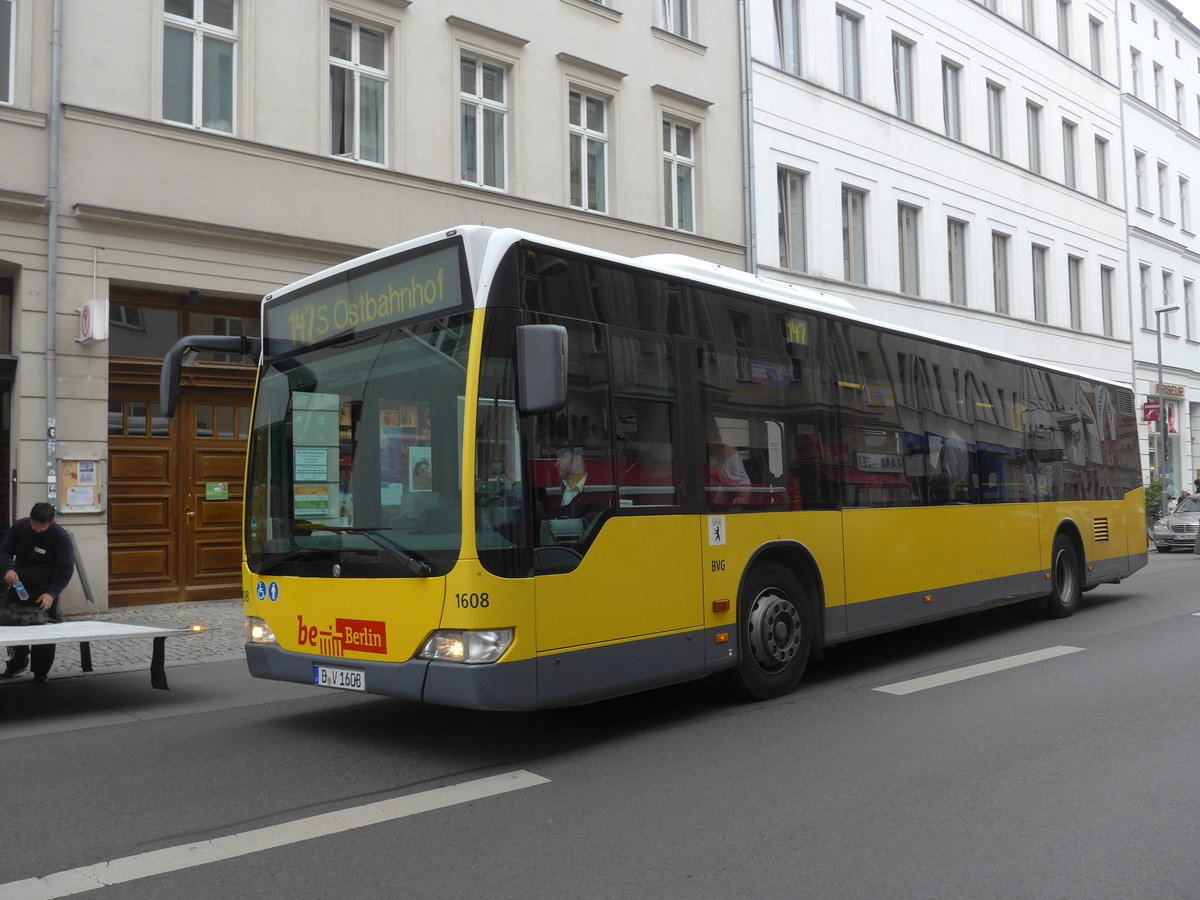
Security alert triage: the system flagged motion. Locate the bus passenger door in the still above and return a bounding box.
[529,321,703,680]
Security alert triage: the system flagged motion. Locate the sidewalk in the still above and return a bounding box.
[4,599,247,680]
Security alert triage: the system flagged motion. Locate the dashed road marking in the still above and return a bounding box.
[874,646,1085,695]
[0,769,550,900]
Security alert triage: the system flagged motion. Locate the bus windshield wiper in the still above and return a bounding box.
[295,523,432,576]
[256,546,336,576]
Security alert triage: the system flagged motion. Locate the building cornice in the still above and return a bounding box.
[556,52,627,82]
[445,16,529,48]
[0,188,47,216]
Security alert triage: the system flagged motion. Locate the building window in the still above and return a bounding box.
[1163,270,1175,333]
[1089,17,1103,75]
[1057,0,1071,55]
[1130,2,1136,23]
[1033,245,1049,323]
[460,54,507,190]
[1095,137,1109,201]
[1130,48,1141,98]
[1154,62,1164,110]
[1158,161,1169,217]
[1135,151,1147,208]
[569,88,608,213]
[1180,176,1191,231]
[1101,265,1115,337]
[947,219,967,305]
[898,203,920,295]
[329,17,386,165]
[1176,81,1186,124]
[162,0,235,132]
[660,0,691,39]
[778,167,806,271]
[1027,102,1042,174]
[663,118,695,232]
[1139,262,1151,327]
[992,232,1010,314]
[842,186,867,284]
[1068,255,1082,330]
[942,59,961,140]
[0,0,12,105]
[774,0,801,76]
[1185,279,1195,340]
[1062,120,1077,189]
[892,35,914,122]
[836,8,861,101]
[1023,0,1036,34]
[987,82,1004,158]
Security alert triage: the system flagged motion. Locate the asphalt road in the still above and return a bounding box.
[2,552,1198,900]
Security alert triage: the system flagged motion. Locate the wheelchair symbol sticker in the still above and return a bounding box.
[256,581,267,601]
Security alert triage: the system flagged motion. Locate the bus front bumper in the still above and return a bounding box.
[244,643,538,710]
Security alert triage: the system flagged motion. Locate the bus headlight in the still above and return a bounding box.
[245,617,276,644]
[419,629,513,664]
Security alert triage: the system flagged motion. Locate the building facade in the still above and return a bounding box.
[1117,0,1200,505]
[1,0,745,609]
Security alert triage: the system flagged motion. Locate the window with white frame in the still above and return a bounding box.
[461,54,507,190]
[1101,265,1115,337]
[1135,150,1147,207]
[660,0,691,39]
[1068,255,1082,330]
[662,118,695,232]
[892,35,914,122]
[1185,279,1195,340]
[1089,17,1103,75]
[898,203,920,294]
[162,0,236,132]
[1177,80,1186,124]
[836,8,861,101]
[1062,120,1077,189]
[1158,161,1169,217]
[842,185,867,284]
[1057,0,1070,56]
[777,168,806,271]
[1180,175,1191,231]
[774,0,801,76]
[942,59,961,140]
[1139,262,1151,327]
[1154,62,1164,110]
[992,232,1010,314]
[1095,137,1108,201]
[329,17,387,164]
[947,219,967,305]
[986,82,1004,158]
[1033,245,1049,322]
[1130,48,1141,98]
[1163,270,1175,333]
[0,0,12,105]
[1130,2,1136,23]
[1023,0,1036,34]
[1027,102,1042,174]
[569,88,608,213]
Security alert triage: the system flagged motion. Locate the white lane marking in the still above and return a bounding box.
[874,646,1085,696]
[1193,612,1200,617]
[0,769,549,900]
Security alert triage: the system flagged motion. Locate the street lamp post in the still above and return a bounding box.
[1154,303,1180,517]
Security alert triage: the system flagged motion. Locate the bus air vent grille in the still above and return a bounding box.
[1093,518,1110,543]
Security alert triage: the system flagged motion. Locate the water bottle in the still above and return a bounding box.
[14,581,29,602]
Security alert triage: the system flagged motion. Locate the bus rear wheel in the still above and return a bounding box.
[1043,534,1082,619]
[728,563,812,700]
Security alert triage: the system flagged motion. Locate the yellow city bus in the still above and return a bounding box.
[160,226,1147,709]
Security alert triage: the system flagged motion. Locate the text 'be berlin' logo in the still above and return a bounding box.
[297,615,388,656]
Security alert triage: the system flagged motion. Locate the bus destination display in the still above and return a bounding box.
[264,243,466,353]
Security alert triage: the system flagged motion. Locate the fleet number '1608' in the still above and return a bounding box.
[455,592,490,608]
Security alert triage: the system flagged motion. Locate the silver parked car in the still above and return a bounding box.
[1150,494,1200,552]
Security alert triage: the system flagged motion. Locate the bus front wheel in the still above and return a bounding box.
[729,563,812,700]
[1043,534,1082,619]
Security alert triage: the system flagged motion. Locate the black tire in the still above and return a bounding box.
[1155,546,1173,554]
[1043,534,1082,619]
[727,562,812,700]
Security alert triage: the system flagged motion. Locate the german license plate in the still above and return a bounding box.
[313,664,365,691]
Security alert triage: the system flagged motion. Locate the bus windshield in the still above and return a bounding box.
[245,312,472,578]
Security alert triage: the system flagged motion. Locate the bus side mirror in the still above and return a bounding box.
[516,324,567,415]
[160,335,262,419]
